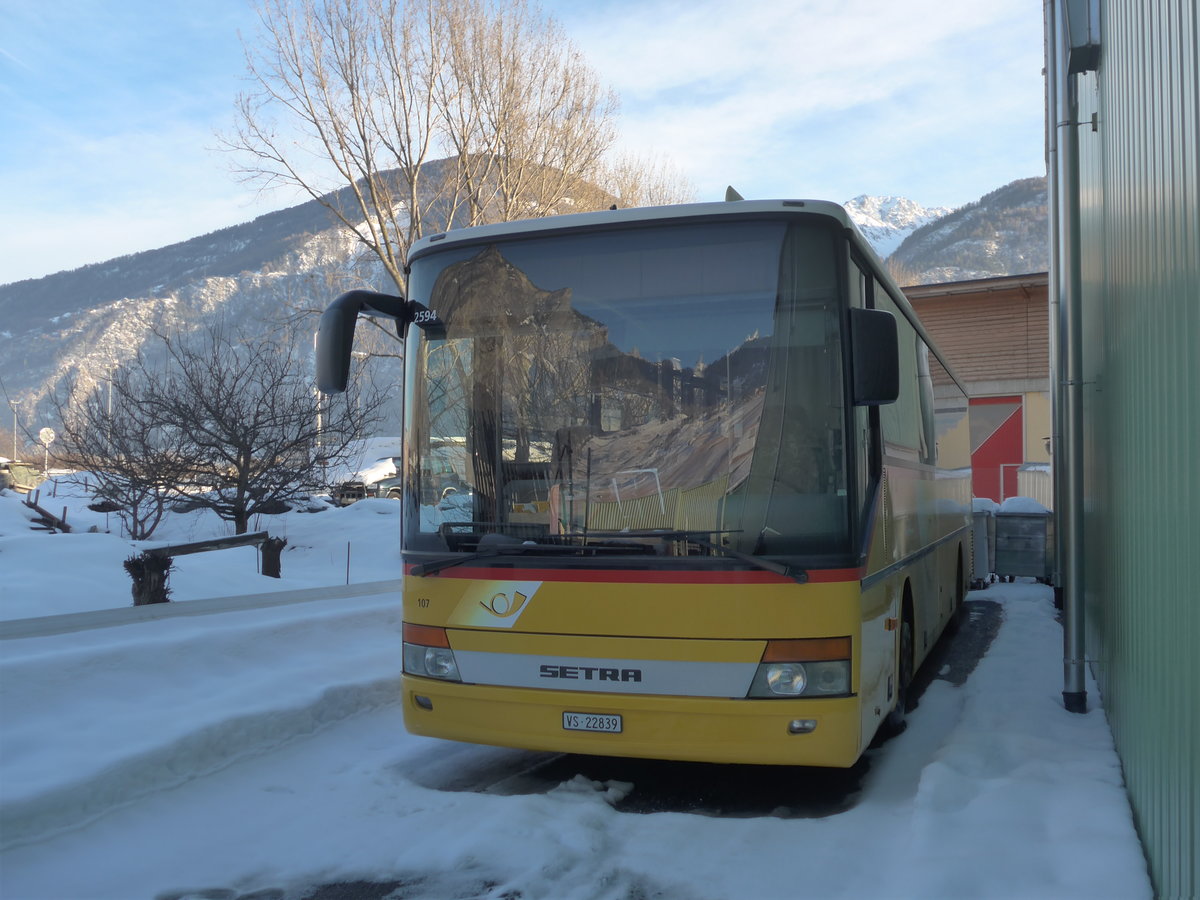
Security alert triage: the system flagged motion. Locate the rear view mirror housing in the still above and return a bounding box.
[315,290,444,394]
[849,307,899,406]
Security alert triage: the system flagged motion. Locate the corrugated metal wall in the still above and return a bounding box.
[1074,1,1199,895]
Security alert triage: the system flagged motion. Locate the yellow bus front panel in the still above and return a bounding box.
[401,570,875,767]
[403,678,864,768]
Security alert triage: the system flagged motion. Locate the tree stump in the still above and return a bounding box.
[261,536,287,578]
[124,554,173,605]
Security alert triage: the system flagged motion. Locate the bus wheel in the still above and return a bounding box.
[948,554,966,634]
[881,608,914,738]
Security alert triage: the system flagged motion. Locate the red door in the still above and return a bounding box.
[970,396,1023,502]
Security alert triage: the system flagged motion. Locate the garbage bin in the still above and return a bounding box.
[994,497,1054,582]
[971,498,998,589]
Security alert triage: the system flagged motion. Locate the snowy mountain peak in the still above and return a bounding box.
[843,194,954,259]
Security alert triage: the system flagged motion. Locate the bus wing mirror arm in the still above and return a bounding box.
[316,290,444,394]
[850,308,900,406]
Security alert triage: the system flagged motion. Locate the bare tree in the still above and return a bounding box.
[433,0,618,223]
[884,257,922,288]
[599,152,697,209]
[145,324,387,533]
[55,324,386,537]
[229,0,431,292]
[227,0,688,298]
[51,368,193,540]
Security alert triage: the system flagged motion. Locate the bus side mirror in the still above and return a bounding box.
[316,290,407,393]
[850,307,899,406]
[317,291,446,393]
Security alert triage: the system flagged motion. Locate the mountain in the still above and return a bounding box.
[844,195,953,259]
[0,173,1048,436]
[887,177,1048,284]
[0,187,399,441]
[0,197,347,331]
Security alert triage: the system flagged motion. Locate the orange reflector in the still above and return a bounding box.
[403,623,451,648]
[762,636,851,662]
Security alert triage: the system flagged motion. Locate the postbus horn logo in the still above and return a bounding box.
[481,590,529,618]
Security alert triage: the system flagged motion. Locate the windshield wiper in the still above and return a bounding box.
[560,528,809,584]
[409,539,641,577]
[409,545,531,577]
[411,529,807,582]
[684,535,809,583]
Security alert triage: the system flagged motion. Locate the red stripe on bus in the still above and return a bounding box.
[403,564,864,584]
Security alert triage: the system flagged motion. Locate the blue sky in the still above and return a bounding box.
[0,0,1046,285]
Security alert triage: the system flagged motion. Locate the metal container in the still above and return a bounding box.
[993,499,1054,582]
[971,499,998,588]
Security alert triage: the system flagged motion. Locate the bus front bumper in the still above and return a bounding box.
[402,676,864,767]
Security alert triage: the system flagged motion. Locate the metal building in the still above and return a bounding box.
[1048,0,1198,895]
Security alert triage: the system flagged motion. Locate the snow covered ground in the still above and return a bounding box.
[0,480,1152,900]
[0,478,403,620]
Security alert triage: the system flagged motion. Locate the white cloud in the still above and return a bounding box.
[551,0,1046,206]
[0,0,1046,283]
[569,0,1029,94]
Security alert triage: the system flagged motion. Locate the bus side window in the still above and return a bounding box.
[917,340,937,466]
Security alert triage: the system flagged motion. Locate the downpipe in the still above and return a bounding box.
[1049,0,1088,714]
[1045,0,1065,611]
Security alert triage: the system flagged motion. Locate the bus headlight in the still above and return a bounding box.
[403,624,462,682]
[405,644,460,680]
[799,660,851,695]
[747,638,852,698]
[766,663,808,695]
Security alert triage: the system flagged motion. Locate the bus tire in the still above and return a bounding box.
[948,552,966,634]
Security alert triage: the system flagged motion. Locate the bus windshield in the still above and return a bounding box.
[403,218,852,563]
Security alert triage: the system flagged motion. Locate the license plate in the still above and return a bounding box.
[562,712,622,733]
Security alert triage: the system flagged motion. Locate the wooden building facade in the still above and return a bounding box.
[903,273,1052,507]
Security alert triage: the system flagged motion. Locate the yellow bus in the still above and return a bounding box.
[318,199,972,767]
